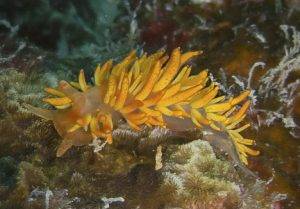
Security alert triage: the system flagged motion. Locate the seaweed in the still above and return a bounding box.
[0,0,140,70]
[0,1,299,208]
[223,25,300,137]
[1,162,48,209]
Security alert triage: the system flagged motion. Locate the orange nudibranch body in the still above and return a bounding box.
[26,48,259,165]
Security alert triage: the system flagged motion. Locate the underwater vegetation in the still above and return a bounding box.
[0,0,140,70]
[159,140,241,209]
[251,25,300,137]
[157,139,283,209]
[0,69,247,209]
[0,0,299,208]
[0,70,52,159]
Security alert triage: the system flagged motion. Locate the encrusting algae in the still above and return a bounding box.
[25,48,259,165]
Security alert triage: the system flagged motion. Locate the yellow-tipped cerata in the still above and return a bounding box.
[29,48,258,164]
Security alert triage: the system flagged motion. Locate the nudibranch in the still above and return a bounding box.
[26,48,259,165]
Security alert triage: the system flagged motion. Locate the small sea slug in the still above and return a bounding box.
[26,48,259,165]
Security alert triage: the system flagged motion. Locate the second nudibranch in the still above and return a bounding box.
[26,48,259,165]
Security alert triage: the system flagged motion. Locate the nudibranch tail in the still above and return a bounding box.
[24,104,54,120]
[28,48,259,165]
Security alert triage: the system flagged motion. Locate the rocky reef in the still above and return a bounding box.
[0,69,270,209]
[0,70,274,209]
[0,0,299,208]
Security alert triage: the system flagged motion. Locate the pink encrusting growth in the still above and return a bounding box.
[26,48,259,165]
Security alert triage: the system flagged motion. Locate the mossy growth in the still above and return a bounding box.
[159,140,241,209]
[1,162,48,209]
[0,69,271,209]
[0,69,60,160]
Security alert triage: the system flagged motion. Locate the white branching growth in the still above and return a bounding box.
[101,196,125,209]
[256,25,300,136]
[28,188,80,209]
[259,25,300,97]
[89,138,107,153]
[221,25,300,137]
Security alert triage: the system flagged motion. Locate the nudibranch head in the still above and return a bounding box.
[26,48,259,165]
